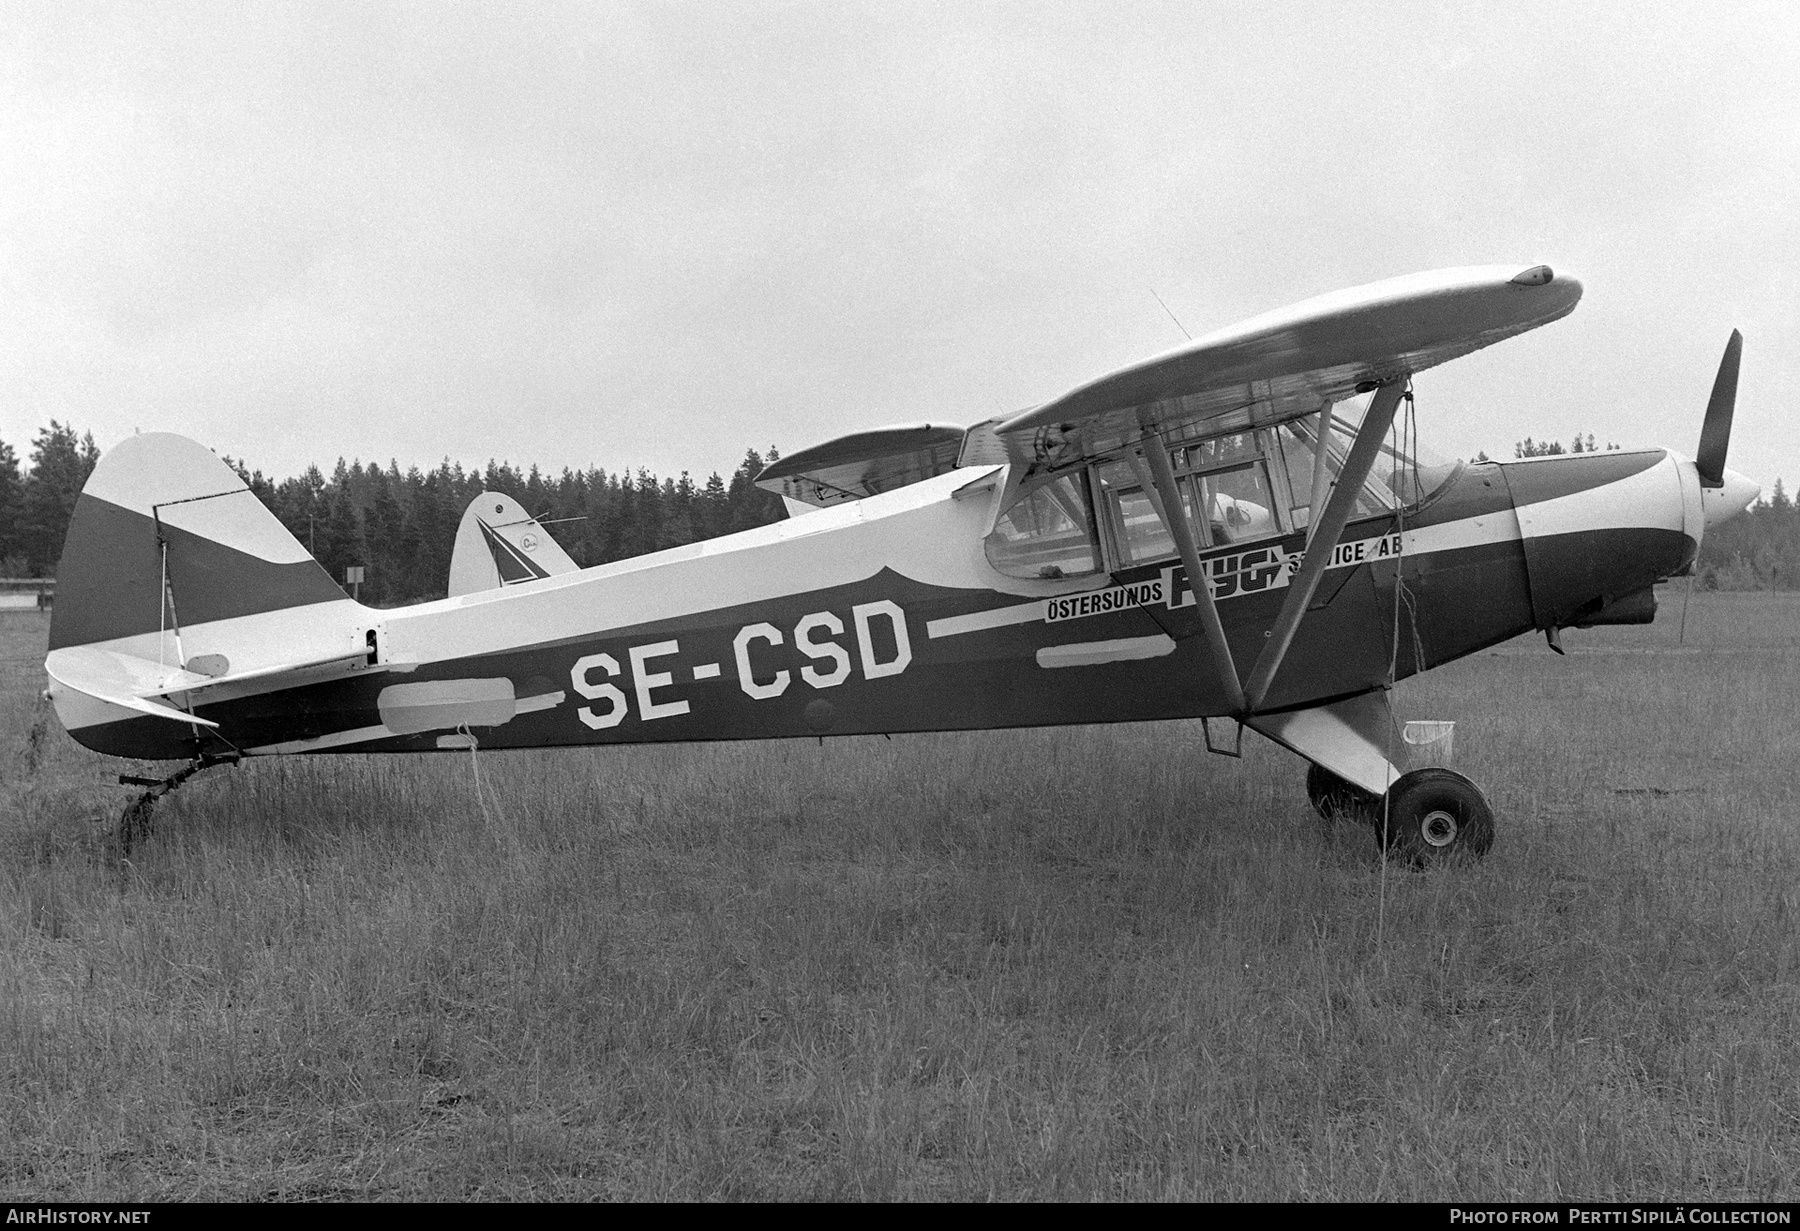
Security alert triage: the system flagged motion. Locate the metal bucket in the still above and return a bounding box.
[1402,720,1456,768]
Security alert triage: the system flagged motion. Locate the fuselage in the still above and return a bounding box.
[53,447,1715,762]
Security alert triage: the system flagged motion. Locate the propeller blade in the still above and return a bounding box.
[1695,329,1743,488]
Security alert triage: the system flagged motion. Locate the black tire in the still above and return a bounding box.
[1305,763,1379,823]
[117,792,157,855]
[1375,768,1494,866]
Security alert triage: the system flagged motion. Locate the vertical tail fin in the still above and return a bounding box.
[49,433,344,651]
[447,492,580,597]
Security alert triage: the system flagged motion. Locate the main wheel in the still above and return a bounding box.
[1376,768,1494,866]
[1305,763,1379,823]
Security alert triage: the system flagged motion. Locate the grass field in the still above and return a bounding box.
[4,589,1799,1200]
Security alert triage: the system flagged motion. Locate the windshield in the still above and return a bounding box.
[1279,392,1462,522]
[984,471,1102,579]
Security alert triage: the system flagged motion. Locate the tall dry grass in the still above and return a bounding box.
[3,591,1799,1199]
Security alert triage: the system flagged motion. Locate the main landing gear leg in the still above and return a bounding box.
[116,753,240,854]
[1256,694,1495,867]
[1306,763,1495,866]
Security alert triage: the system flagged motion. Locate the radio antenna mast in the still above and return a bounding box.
[1149,287,1192,341]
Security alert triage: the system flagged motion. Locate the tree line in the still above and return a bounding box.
[1700,479,1800,590]
[0,423,102,581]
[1471,433,1621,462]
[3,422,1795,598]
[0,422,788,605]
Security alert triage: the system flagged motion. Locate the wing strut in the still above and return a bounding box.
[1244,379,1407,711]
[1135,412,1249,715]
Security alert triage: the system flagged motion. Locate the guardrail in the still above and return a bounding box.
[0,578,54,611]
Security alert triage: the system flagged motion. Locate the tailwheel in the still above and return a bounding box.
[1305,763,1379,823]
[113,753,239,856]
[1375,768,1494,866]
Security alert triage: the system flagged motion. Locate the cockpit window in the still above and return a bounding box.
[1093,443,1284,560]
[982,408,1460,581]
[1277,419,1391,526]
[1277,395,1463,526]
[1173,433,1261,473]
[1092,460,1190,565]
[1195,462,1281,544]
[984,471,1102,579]
[1385,446,1462,508]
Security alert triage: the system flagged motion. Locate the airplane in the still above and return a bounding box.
[41,265,1760,863]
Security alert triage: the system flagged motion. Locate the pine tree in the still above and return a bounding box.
[697,471,729,539]
[20,422,101,574]
[726,448,785,531]
[313,490,362,591]
[0,438,23,572]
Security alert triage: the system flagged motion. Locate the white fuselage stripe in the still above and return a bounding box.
[925,506,1524,641]
[926,602,1045,639]
[1508,455,1686,539]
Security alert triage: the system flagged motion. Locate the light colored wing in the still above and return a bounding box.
[448,492,581,597]
[757,423,966,509]
[968,265,1581,467]
[45,640,398,719]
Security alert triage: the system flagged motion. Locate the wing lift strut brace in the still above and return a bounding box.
[1132,378,1408,741]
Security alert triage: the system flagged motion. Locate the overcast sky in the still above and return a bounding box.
[2,1,1794,490]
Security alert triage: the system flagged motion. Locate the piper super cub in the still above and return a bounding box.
[42,265,1759,863]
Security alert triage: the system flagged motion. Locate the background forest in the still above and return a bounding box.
[1,422,1793,603]
[0,422,787,606]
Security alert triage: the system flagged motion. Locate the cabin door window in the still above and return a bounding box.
[1094,434,1287,567]
[1193,460,1281,545]
[1092,461,1195,566]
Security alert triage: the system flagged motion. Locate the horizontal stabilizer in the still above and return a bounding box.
[44,647,220,728]
[138,651,390,699]
[44,641,396,728]
[757,423,967,509]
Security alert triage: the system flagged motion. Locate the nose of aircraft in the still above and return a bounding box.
[1703,467,1761,532]
[1501,449,1697,632]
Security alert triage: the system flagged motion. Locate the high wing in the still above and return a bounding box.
[957,263,1584,721]
[960,265,1582,471]
[755,268,1580,510]
[756,423,966,509]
